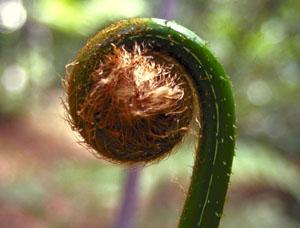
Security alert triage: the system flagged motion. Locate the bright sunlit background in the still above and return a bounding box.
[0,0,299,227]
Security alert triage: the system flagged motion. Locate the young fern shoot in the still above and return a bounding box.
[64,18,236,228]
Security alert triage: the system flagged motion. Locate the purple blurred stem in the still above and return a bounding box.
[115,166,141,228]
[114,1,176,228]
[159,0,176,20]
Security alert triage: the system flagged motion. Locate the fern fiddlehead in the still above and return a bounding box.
[64,18,236,228]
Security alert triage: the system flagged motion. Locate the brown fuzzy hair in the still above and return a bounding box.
[65,43,194,164]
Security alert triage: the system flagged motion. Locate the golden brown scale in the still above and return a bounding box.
[66,43,194,164]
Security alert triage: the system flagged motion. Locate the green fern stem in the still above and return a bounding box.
[66,18,236,228]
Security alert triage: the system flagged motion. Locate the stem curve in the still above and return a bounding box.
[65,18,236,228]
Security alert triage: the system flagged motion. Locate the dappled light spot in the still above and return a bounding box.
[246,80,272,106]
[1,65,28,94]
[0,1,27,33]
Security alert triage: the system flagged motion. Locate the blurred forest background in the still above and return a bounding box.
[0,0,299,227]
